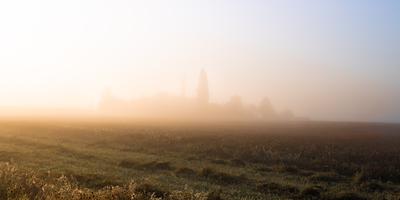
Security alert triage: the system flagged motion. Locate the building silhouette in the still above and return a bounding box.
[98,69,302,121]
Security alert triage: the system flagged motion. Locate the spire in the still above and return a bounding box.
[197,69,209,105]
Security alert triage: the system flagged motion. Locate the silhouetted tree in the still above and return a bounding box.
[258,97,276,119]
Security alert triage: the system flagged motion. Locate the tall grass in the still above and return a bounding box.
[0,162,210,200]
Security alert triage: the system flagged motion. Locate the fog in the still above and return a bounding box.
[0,0,399,122]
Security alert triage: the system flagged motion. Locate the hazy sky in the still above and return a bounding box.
[0,0,399,122]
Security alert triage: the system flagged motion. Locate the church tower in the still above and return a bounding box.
[197,69,209,105]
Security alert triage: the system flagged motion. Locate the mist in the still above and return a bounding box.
[0,0,399,122]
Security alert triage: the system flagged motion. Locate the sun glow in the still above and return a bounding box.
[0,0,399,122]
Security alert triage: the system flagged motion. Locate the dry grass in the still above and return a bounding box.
[0,162,209,200]
[0,121,399,199]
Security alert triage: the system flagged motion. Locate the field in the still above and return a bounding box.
[0,120,399,199]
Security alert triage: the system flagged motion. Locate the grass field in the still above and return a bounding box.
[0,120,399,199]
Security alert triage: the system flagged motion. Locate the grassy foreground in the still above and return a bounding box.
[0,120,399,199]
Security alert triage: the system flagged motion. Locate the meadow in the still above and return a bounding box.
[0,120,399,199]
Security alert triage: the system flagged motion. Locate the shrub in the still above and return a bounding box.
[134,183,168,198]
[147,161,173,171]
[324,191,367,200]
[71,173,121,189]
[199,168,244,185]
[256,167,272,172]
[300,185,323,198]
[256,182,299,195]
[309,172,342,182]
[175,167,196,177]
[119,160,174,171]
[207,190,223,200]
[230,159,246,167]
[118,159,139,168]
[272,164,299,174]
[210,159,227,165]
[359,182,386,192]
